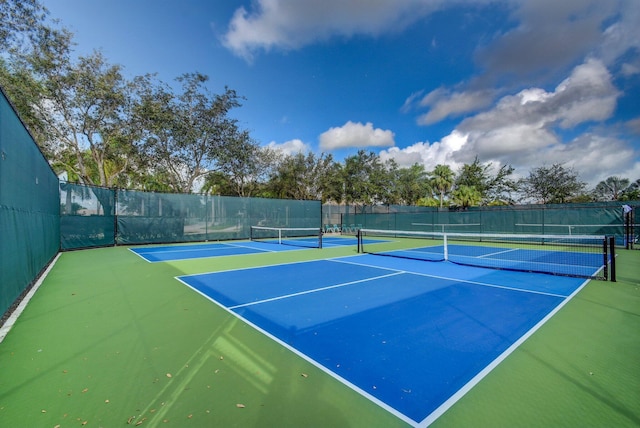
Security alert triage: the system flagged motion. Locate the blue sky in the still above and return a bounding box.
[42,0,640,187]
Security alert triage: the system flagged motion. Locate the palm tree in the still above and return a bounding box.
[593,176,630,201]
[430,164,455,208]
[451,185,482,209]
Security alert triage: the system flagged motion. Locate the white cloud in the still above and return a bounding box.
[596,1,640,67]
[379,131,467,171]
[383,59,638,187]
[319,121,395,150]
[266,139,310,156]
[458,59,618,135]
[415,87,495,125]
[222,0,447,60]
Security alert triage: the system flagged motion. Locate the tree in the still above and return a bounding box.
[267,151,338,201]
[520,163,586,204]
[430,164,455,208]
[451,185,482,209]
[0,0,48,53]
[136,73,244,193]
[342,150,389,210]
[215,130,278,197]
[593,176,630,201]
[395,163,431,205]
[455,157,518,205]
[620,179,640,201]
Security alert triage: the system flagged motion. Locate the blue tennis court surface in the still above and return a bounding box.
[177,255,589,426]
[130,236,365,262]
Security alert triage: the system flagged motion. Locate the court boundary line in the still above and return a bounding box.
[174,275,418,427]
[330,257,570,299]
[175,255,587,426]
[0,253,61,344]
[177,258,333,279]
[227,271,404,310]
[127,240,317,263]
[418,276,591,427]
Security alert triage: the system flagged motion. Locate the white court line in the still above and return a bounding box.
[329,257,569,299]
[175,274,417,427]
[0,253,61,344]
[176,255,583,426]
[227,271,405,310]
[417,275,591,427]
[477,247,519,258]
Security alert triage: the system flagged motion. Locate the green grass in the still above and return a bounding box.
[0,243,638,427]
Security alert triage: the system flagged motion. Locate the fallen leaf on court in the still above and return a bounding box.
[236,403,245,408]
[301,373,308,378]
[82,388,88,393]
[41,409,46,413]
[166,373,172,378]
[187,414,193,419]
[135,418,147,426]
[127,416,135,424]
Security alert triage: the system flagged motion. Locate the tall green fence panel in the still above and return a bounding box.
[116,190,205,244]
[115,190,322,244]
[1,88,59,318]
[338,202,631,244]
[60,183,116,249]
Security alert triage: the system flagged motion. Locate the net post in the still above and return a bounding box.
[318,227,323,249]
[609,236,616,282]
[603,237,608,280]
[278,229,282,245]
[357,228,362,253]
[113,187,119,246]
[443,233,448,261]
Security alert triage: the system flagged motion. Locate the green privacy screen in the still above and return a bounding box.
[59,183,116,249]
[340,202,631,243]
[0,88,60,318]
[60,185,322,249]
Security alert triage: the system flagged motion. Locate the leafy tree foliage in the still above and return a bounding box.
[2,0,638,206]
[341,150,391,210]
[0,0,47,51]
[455,156,518,204]
[520,163,586,204]
[430,164,455,208]
[593,176,630,201]
[135,73,246,193]
[267,152,338,201]
[451,185,482,209]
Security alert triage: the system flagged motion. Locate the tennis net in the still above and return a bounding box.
[250,226,323,249]
[357,229,615,280]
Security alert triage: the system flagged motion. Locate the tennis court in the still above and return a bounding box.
[177,250,592,426]
[1,238,639,427]
[130,232,363,262]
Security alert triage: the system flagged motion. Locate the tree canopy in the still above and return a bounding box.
[1,0,638,207]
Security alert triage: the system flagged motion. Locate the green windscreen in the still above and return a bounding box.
[59,185,322,247]
[116,190,321,245]
[59,183,116,249]
[340,203,630,244]
[0,88,60,318]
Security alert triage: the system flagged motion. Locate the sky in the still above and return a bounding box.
[41,0,640,187]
